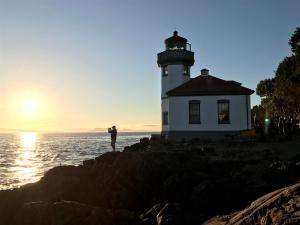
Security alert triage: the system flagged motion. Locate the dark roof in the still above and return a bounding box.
[167,75,255,96]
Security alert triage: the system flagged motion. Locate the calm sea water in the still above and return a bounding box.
[0,132,152,190]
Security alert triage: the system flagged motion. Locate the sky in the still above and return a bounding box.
[0,0,299,132]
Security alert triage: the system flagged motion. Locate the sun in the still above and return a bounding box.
[23,100,38,113]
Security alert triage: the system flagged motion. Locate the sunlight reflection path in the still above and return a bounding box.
[13,132,40,186]
[0,132,152,190]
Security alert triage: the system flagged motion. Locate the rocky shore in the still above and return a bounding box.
[204,182,300,225]
[0,136,300,225]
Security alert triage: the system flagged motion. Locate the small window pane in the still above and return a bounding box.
[162,66,168,76]
[163,112,168,125]
[184,66,190,76]
[189,101,200,124]
[218,101,230,124]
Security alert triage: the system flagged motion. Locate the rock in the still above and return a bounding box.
[123,143,142,152]
[123,138,150,152]
[141,203,165,219]
[140,203,165,225]
[1,141,300,225]
[203,182,300,225]
[123,146,131,152]
[82,159,95,167]
[141,203,182,225]
[12,200,142,225]
[156,203,182,225]
[140,138,150,148]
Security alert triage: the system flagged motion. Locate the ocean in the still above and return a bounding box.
[0,132,152,190]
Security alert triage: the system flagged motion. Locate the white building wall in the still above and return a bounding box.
[246,95,252,129]
[161,98,169,132]
[161,65,190,98]
[167,95,250,131]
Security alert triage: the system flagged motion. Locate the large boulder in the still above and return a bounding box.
[203,182,300,225]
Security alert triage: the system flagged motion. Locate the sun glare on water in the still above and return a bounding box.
[23,100,38,113]
[12,132,40,187]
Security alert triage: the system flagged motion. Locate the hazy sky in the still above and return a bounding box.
[0,0,299,132]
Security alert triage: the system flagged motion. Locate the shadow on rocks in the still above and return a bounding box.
[140,203,183,225]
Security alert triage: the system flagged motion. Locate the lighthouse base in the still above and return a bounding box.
[161,130,241,141]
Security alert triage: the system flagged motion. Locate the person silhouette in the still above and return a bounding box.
[108,126,117,151]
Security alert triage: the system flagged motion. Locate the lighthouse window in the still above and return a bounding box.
[163,112,168,125]
[189,100,200,124]
[162,66,168,76]
[218,100,230,124]
[184,66,190,76]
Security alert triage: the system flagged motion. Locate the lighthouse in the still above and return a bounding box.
[156,31,254,140]
[157,31,195,98]
[157,31,195,134]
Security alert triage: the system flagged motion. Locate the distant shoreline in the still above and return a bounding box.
[0,131,160,135]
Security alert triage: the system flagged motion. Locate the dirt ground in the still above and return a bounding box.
[189,133,300,161]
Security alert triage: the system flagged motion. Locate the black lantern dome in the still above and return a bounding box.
[157,31,194,67]
[164,31,188,50]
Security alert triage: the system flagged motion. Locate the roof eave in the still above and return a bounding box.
[167,90,255,97]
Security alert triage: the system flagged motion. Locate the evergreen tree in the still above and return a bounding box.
[289,27,300,53]
[256,27,300,119]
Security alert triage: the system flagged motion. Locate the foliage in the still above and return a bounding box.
[289,27,300,53]
[256,78,275,97]
[275,56,297,82]
[256,27,300,119]
[251,105,265,123]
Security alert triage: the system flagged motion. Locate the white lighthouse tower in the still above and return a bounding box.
[157,31,195,134]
